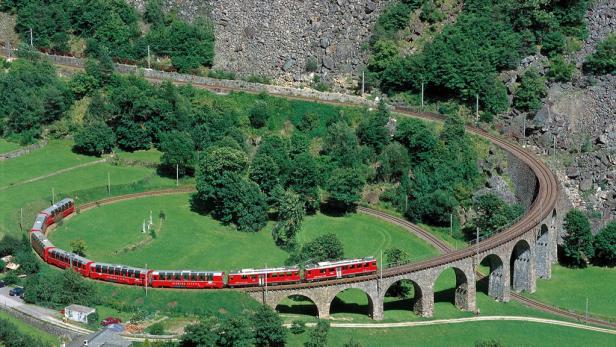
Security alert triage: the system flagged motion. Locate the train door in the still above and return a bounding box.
[335,267,342,279]
[258,274,265,286]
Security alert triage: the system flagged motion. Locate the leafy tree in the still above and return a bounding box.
[144,0,165,27]
[114,116,151,151]
[593,221,616,266]
[377,142,410,182]
[541,31,566,57]
[0,317,52,347]
[84,45,115,86]
[3,271,19,286]
[286,153,321,213]
[73,122,116,156]
[70,240,87,257]
[272,190,305,249]
[249,101,269,128]
[196,146,249,203]
[393,118,436,165]
[250,154,281,199]
[547,56,574,82]
[327,168,366,211]
[180,316,220,347]
[59,268,97,306]
[158,131,195,176]
[217,173,268,232]
[356,102,391,152]
[562,209,594,267]
[304,320,330,347]
[14,249,39,275]
[217,315,255,347]
[296,233,344,264]
[583,33,616,75]
[253,305,287,347]
[0,260,5,272]
[465,194,524,239]
[384,247,413,297]
[323,121,361,167]
[297,112,320,132]
[514,69,547,114]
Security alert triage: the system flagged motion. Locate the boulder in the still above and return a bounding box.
[282,58,296,72]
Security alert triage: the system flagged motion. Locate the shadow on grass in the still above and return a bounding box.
[330,296,370,316]
[276,295,318,317]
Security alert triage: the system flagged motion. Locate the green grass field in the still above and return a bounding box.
[0,311,59,346]
[287,321,616,347]
[524,264,616,321]
[49,193,438,271]
[116,148,162,164]
[0,138,20,154]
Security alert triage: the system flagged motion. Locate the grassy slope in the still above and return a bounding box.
[0,138,20,154]
[524,264,616,321]
[0,311,59,345]
[287,321,616,347]
[49,193,438,271]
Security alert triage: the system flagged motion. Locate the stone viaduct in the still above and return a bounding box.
[247,120,565,321]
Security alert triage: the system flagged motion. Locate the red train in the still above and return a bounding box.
[29,198,378,289]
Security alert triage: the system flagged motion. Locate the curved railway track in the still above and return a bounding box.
[25,57,615,328]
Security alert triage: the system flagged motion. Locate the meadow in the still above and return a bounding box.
[0,310,59,346]
[49,193,439,271]
[0,138,20,154]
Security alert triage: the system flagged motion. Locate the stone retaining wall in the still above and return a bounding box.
[0,304,84,340]
[0,140,46,161]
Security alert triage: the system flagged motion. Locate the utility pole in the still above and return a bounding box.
[147,45,151,69]
[405,195,408,212]
[450,213,453,238]
[19,208,23,231]
[380,250,383,280]
[475,94,479,125]
[553,135,557,155]
[52,187,55,205]
[107,172,111,195]
[145,263,148,296]
[361,71,365,97]
[264,264,268,304]
[522,116,526,148]
[7,42,10,60]
[29,28,33,46]
[476,226,480,257]
[176,164,179,187]
[585,297,589,324]
[421,82,424,109]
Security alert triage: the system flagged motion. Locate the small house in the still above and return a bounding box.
[64,304,96,324]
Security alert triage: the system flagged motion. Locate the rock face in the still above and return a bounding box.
[127,0,385,88]
[499,0,616,229]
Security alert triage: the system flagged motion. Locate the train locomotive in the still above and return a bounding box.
[29,198,378,289]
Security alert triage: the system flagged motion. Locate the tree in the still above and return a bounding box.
[541,31,566,57]
[249,101,269,128]
[217,173,268,232]
[180,316,220,347]
[514,69,547,114]
[593,222,616,266]
[144,0,165,27]
[562,209,594,267]
[294,233,344,264]
[377,142,410,182]
[0,260,5,272]
[547,56,574,82]
[466,194,524,239]
[286,153,321,213]
[73,122,116,156]
[84,45,115,86]
[384,247,413,297]
[272,190,305,249]
[158,131,195,176]
[393,118,436,164]
[304,320,330,347]
[14,249,39,275]
[253,305,287,347]
[59,268,97,306]
[250,154,280,199]
[217,315,255,347]
[356,101,391,152]
[583,33,616,75]
[70,240,87,257]
[323,121,361,167]
[196,146,249,203]
[327,168,366,211]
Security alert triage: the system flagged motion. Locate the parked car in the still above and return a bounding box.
[101,317,122,326]
[9,287,24,296]
[0,280,5,288]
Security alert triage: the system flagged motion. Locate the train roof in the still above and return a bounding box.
[305,257,376,269]
[31,214,47,230]
[152,270,224,275]
[49,248,92,262]
[91,262,146,272]
[31,231,54,248]
[42,198,74,214]
[229,266,300,275]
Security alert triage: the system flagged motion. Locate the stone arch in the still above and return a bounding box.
[274,294,320,318]
[536,224,550,279]
[327,287,376,319]
[382,278,424,317]
[510,239,535,292]
[433,266,473,312]
[477,253,507,301]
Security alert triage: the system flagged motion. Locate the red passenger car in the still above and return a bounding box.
[227,266,301,287]
[30,214,48,233]
[89,263,149,286]
[30,231,54,261]
[47,248,93,276]
[149,270,225,289]
[304,257,377,282]
[42,198,74,226]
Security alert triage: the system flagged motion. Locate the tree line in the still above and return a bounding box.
[561,209,616,267]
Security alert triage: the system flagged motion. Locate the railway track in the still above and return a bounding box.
[23,54,615,328]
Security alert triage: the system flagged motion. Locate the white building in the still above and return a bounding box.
[64,304,96,324]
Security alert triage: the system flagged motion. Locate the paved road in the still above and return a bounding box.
[0,286,24,308]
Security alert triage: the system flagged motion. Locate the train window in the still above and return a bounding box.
[208,274,213,281]
[135,271,141,278]
[128,270,134,278]
[320,269,325,273]
[183,273,189,280]
[174,273,180,280]
[121,269,128,276]
[114,268,120,276]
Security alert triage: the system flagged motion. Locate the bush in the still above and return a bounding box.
[290,320,306,335]
[73,122,116,156]
[547,56,574,82]
[541,31,566,57]
[593,221,616,266]
[249,101,269,128]
[305,57,319,72]
[4,271,20,286]
[514,69,547,114]
[146,322,165,335]
[562,209,594,267]
[583,33,616,75]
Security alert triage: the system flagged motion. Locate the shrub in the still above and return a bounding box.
[249,101,269,128]
[547,56,574,82]
[290,320,306,334]
[514,69,547,114]
[541,31,566,57]
[583,33,616,75]
[305,57,319,72]
[73,122,116,156]
[146,322,165,335]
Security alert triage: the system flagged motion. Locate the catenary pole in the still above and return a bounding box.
[29,28,33,46]
[176,164,179,187]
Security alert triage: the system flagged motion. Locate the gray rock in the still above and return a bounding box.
[580,178,593,192]
[282,58,296,72]
[322,55,335,70]
[365,2,376,14]
[597,134,609,144]
[567,166,580,179]
[320,37,331,48]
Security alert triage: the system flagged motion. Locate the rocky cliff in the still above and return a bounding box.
[128,0,385,89]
